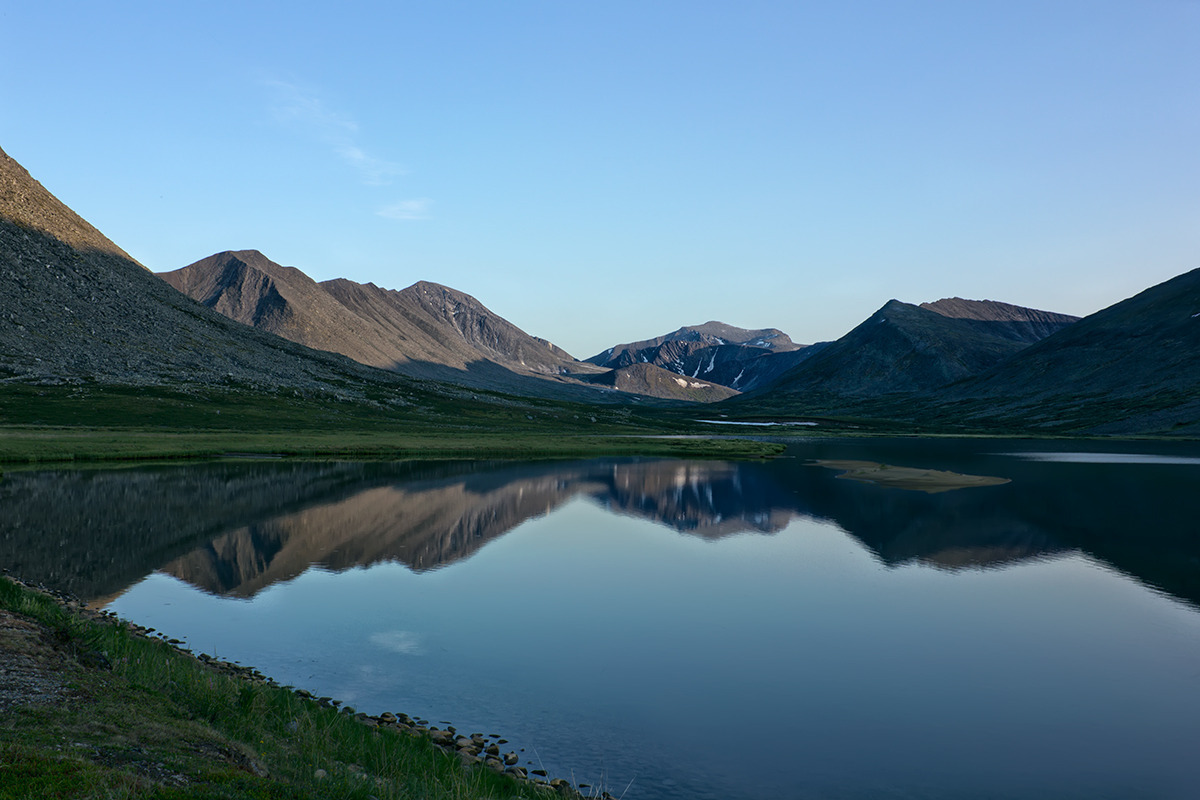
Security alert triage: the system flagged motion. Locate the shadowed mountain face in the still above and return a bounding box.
[0,147,416,393]
[587,322,819,392]
[4,443,1199,609]
[159,251,611,399]
[934,268,1200,435]
[734,276,1200,436]
[742,299,1041,405]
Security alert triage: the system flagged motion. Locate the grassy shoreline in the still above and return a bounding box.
[0,381,790,465]
[0,576,603,799]
[0,425,784,466]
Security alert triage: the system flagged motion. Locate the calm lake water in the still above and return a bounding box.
[4,438,1200,799]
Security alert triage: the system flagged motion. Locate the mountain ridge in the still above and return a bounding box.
[736,299,1039,403]
[587,321,816,393]
[919,297,1080,343]
[4,142,1195,432]
[160,250,617,400]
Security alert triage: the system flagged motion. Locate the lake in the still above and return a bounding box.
[3,437,1200,799]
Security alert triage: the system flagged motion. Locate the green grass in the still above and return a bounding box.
[0,578,576,799]
[0,382,785,464]
[0,426,783,464]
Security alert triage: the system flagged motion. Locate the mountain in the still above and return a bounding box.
[585,362,740,403]
[735,276,1200,436]
[740,299,1053,407]
[587,321,819,392]
[319,276,576,373]
[0,145,412,394]
[919,297,1079,342]
[935,268,1200,434]
[159,250,611,398]
[589,321,803,363]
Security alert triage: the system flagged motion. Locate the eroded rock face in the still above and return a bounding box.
[159,251,607,399]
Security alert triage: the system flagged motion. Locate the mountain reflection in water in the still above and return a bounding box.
[1,439,1198,608]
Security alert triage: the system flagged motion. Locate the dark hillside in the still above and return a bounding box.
[741,300,1031,406]
[937,267,1200,434]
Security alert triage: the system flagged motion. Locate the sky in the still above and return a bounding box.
[2,1,1197,358]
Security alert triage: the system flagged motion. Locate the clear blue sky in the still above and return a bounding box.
[3,1,1197,358]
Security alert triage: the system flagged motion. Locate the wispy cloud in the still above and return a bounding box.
[265,79,405,186]
[378,198,433,221]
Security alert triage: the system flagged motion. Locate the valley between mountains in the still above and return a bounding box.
[3,141,1199,442]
